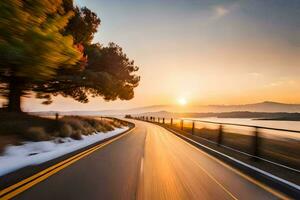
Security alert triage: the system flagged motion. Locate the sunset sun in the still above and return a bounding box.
[178,97,187,106]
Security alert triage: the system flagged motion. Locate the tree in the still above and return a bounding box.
[35,42,140,104]
[0,0,140,111]
[63,4,101,45]
[0,0,82,112]
[34,1,140,105]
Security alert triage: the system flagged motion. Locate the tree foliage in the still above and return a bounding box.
[64,5,101,45]
[36,42,140,104]
[0,0,140,111]
[0,0,82,111]
[34,0,140,105]
[0,0,81,81]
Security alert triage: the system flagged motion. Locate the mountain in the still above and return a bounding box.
[31,105,171,116]
[133,111,300,120]
[127,101,300,113]
[202,101,300,113]
[31,101,300,116]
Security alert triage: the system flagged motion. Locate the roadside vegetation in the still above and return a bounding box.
[0,112,130,153]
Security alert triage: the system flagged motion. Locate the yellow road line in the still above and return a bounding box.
[0,127,135,200]
[0,145,99,196]
[166,128,290,200]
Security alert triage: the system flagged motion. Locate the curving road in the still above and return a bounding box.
[14,120,285,200]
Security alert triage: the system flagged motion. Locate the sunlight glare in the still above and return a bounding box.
[178,98,187,106]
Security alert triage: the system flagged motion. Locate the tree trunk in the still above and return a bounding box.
[7,77,23,113]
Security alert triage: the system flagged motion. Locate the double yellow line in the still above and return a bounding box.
[0,127,135,200]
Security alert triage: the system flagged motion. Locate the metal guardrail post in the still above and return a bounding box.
[253,127,260,158]
[217,124,223,146]
[163,118,165,124]
[181,120,183,130]
[171,118,173,126]
[192,121,195,135]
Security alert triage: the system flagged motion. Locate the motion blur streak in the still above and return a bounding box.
[136,121,285,199]
[11,120,286,199]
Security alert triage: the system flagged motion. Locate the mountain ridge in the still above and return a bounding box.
[31,101,300,116]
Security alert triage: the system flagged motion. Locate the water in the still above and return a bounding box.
[188,117,300,131]
[185,117,300,140]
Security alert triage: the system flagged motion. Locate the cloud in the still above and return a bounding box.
[265,79,298,88]
[249,72,263,78]
[212,2,239,19]
[214,6,230,17]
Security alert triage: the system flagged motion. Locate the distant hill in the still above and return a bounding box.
[31,101,300,116]
[133,111,300,120]
[127,101,300,113]
[204,101,300,113]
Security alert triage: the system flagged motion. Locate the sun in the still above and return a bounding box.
[178,97,187,106]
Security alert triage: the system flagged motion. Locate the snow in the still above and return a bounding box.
[0,127,129,176]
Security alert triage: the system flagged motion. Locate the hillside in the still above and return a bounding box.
[31,101,300,116]
[133,111,300,120]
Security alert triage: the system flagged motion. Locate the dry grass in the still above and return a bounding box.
[0,112,130,153]
[59,116,124,136]
[24,127,50,141]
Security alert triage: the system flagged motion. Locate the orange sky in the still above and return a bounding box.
[11,0,300,111]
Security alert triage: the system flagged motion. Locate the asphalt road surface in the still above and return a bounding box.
[14,120,285,200]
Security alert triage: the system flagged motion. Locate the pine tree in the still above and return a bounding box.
[0,0,82,112]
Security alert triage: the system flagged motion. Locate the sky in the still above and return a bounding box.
[23,0,300,111]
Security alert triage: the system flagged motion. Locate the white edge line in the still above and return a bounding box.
[140,157,144,176]
[167,128,300,191]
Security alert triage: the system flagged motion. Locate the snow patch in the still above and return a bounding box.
[0,127,129,176]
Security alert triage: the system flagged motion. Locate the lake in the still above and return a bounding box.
[184,117,300,140]
[187,117,300,130]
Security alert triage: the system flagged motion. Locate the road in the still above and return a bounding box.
[13,120,285,200]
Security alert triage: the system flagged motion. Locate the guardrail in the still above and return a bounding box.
[136,116,300,171]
